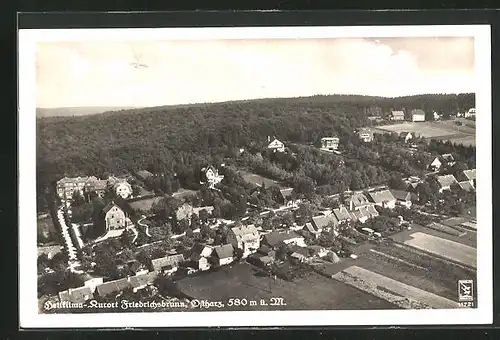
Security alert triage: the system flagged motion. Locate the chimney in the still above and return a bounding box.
[267,136,271,143]
[349,198,353,211]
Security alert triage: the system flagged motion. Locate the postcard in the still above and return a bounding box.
[18,24,492,328]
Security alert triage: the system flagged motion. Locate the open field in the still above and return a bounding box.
[239,171,283,188]
[128,196,162,211]
[403,232,476,269]
[375,120,475,146]
[333,266,459,309]
[391,223,476,248]
[172,188,198,199]
[426,222,466,237]
[177,262,397,310]
[360,242,475,301]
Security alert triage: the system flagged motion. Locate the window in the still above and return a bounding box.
[111,214,114,219]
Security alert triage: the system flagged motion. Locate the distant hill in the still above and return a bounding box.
[36,106,138,118]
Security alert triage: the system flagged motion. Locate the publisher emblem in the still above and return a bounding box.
[458,280,473,302]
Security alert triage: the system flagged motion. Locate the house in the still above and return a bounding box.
[289,246,311,263]
[368,190,396,209]
[58,286,93,304]
[433,111,441,120]
[211,244,234,266]
[346,193,372,211]
[262,230,306,248]
[333,206,352,223]
[257,245,276,258]
[436,174,459,193]
[320,137,340,151]
[128,260,148,276]
[96,278,131,298]
[248,253,274,268]
[304,222,321,239]
[458,181,475,192]
[390,190,413,208]
[442,154,456,166]
[390,110,405,121]
[357,128,374,143]
[128,272,156,293]
[278,188,299,207]
[311,214,339,233]
[463,169,476,188]
[102,202,127,232]
[428,157,443,172]
[268,138,285,153]
[400,132,413,143]
[465,108,476,118]
[193,206,215,217]
[113,181,133,199]
[201,165,225,189]
[411,109,426,122]
[350,207,371,223]
[136,170,154,181]
[227,224,260,258]
[151,254,185,273]
[190,243,213,271]
[56,176,92,199]
[85,179,108,198]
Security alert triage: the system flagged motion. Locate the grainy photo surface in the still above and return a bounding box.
[18,25,492,328]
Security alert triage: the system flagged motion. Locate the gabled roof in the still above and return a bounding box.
[304,222,318,234]
[333,206,352,221]
[279,188,294,199]
[230,224,259,242]
[136,170,154,179]
[352,207,370,220]
[391,110,405,116]
[59,286,93,304]
[128,273,155,289]
[191,243,213,258]
[321,136,339,141]
[459,181,474,192]
[368,190,396,204]
[349,193,370,207]
[263,230,301,247]
[366,205,379,217]
[411,109,425,116]
[102,201,123,214]
[151,254,185,272]
[442,153,455,162]
[268,139,284,148]
[390,189,411,201]
[213,244,234,259]
[96,278,130,297]
[463,169,476,181]
[311,214,339,230]
[436,174,458,188]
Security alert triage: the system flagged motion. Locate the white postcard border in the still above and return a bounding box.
[18,24,492,328]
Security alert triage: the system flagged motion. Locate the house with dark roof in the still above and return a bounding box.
[390,110,405,121]
[151,254,185,273]
[278,187,299,207]
[368,190,396,209]
[262,230,306,248]
[289,245,311,263]
[58,286,93,304]
[304,222,321,239]
[436,174,459,193]
[333,206,352,223]
[211,244,234,266]
[458,181,475,192]
[390,190,413,208]
[411,109,426,122]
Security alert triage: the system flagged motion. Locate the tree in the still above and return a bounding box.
[388,175,407,190]
[94,247,119,278]
[71,190,86,207]
[233,247,244,262]
[276,244,289,261]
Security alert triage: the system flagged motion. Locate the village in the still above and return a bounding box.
[37,106,477,312]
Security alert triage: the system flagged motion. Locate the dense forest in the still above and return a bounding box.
[36,93,475,210]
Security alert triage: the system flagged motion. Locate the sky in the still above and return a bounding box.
[36,37,475,108]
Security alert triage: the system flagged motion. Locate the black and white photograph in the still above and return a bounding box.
[18,24,492,328]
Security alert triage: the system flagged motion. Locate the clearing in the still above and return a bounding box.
[37,216,59,245]
[332,265,459,309]
[128,196,162,212]
[402,232,476,269]
[239,171,284,188]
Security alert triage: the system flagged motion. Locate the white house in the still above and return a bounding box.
[262,230,306,248]
[113,181,133,199]
[390,190,413,208]
[190,243,213,271]
[390,110,405,121]
[428,157,443,172]
[320,137,339,151]
[465,108,476,118]
[227,224,260,258]
[201,165,225,189]
[102,202,127,232]
[411,109,426,122]
[357,128,374,143]
[268,138,285,153]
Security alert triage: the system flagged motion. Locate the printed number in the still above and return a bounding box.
[227,298,248,307]
[270,297,286,306]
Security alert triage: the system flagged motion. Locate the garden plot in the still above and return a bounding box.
[404,232,476,268]
[332,266,459,309]
[425,222,466,237]
[375,123,455,138]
